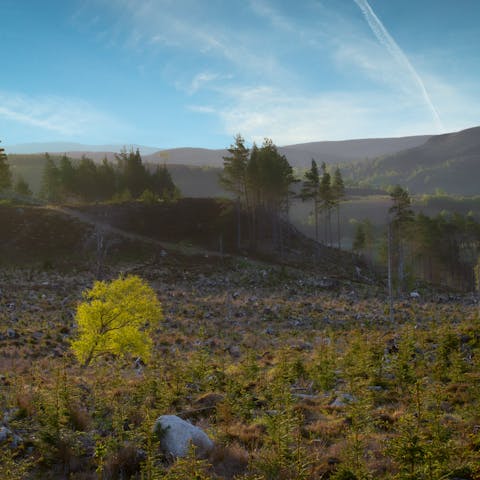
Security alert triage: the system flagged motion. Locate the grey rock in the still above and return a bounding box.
[153,415,214,458]
[7,329,18,339]
[330,393,356,408]
[0,426,22,448]
[228,345,241,358]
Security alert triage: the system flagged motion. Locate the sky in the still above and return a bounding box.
[1,0,479,150]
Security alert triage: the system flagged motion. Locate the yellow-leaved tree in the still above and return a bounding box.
[71,275,163,366]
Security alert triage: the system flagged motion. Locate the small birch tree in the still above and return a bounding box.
[71,275,163,366]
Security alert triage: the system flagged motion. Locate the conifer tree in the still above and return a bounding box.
[40,154,61,202]
[76,156,99,201]
[332,167,346,248]
[125,149,149,198]
[220,134,250,248]
[0,141,12,192]
[14,176,32,197]
[246,143,261,245]
[220,134,249,205]
[58,154,76,198]
[389,185,414,294]
[96,157,117,201]
[221,136,296,250]
[319,162,334,245]
[301,159,320,242]
[150,164,178,200]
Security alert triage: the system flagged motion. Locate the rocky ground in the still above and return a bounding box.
[1,202,479,479]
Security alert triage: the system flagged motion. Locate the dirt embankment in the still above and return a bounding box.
[0,199,371,282]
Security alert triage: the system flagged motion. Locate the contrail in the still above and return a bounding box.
[353,0,444,132]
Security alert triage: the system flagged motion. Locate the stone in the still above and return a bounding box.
[153,415,214,458]
[7,329,18,339]
[330,393,356,408]
[228,345,241,358]
[0,426,22,448]
[0,426,11,443]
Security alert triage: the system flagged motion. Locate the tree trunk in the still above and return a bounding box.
[387,223,395,322]
[398,240,404,296]
[336,205,341,249]
[236,196,241,250]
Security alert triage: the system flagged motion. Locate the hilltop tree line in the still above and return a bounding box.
[221,135,295,251]
[40,149,178,203]
[0,140,32,196]
[221,135,346,251]
[0,142,179,203]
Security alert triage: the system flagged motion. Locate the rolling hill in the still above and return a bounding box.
[346,126,480,195]
[6,133,432,169]
[7,127,480,197]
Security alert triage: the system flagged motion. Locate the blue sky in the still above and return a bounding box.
[1,0,479,149]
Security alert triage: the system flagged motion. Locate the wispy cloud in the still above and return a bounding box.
[190,85,404,145]
[248,0,295,32]
[0,91,123,137]
[96,0,289,80]
[177,72,233,95]
[353,0,444,132]
[77,0,474,144]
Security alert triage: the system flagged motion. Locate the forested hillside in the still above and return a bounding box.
[344,126,480,194]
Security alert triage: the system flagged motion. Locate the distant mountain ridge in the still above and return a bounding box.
[346,126,480,195]
[5,134,433,169]
[4,142,161,156]
[7,126,480,196]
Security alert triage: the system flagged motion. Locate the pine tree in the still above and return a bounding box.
[332,167,346,248]
[0,141,12,192]
[14,176,32,197]
[76,156,99,201]
[154,164,178,200]
[58,154,76,198]
[319,162,334,245]
[389,185,414,226]
[301,159,320,242]
[115,147,144,198]
[246,143,261,245]
[97,157,117,201]
[220,134,249,204]
[40,154,61,202]
[353,223,366,253]
[220,134,250,248]
[125,149,149,198]
[389,185,414,295]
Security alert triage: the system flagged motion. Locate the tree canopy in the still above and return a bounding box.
[39,149,178,203]
[0,141,12,192]
[71,275,163,366]
[221,135,297,249]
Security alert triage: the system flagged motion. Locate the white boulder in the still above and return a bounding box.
[153,415,214,458]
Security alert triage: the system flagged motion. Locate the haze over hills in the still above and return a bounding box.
[4,142,161,156]
[278,135,432,167]
[345,126,480,195]
[6,134,432,169]
[6,126,480,197]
